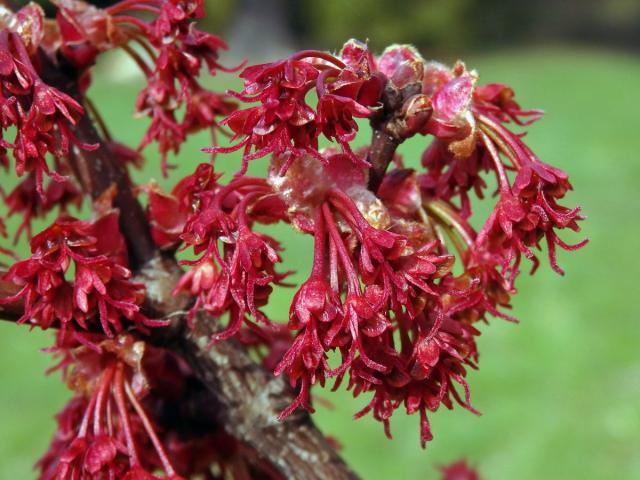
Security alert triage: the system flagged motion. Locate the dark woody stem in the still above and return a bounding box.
[173,313,359,480]
[67,117,157,270]
[366,130,399,193]
[366,80,422,193]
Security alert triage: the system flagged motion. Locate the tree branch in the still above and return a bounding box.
[66,114,157,270]
[38,53,157,271]
[366,79,426,193]
[172,313,359,480]
[367,130,399,193]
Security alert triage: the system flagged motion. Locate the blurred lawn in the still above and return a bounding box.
[1,46,639,479]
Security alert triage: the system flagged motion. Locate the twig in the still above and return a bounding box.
[366,79,425,193]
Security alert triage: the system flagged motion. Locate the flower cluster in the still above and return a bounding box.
[0,211,163,336]
[151,39,586,445]
[266,152,481,445]
[38,334,182,479]
[211,39,386,175]
[418,60,587,280]
[145,163,289,341]
[0,0,235,180]
[0,4,97,196]
[0,3,587,468]
[38,332,275,480]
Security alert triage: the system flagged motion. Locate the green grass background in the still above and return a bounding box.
[1,47,639,479]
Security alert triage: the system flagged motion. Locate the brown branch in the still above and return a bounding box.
[367,130,399,193]
[66,114,157,270]
[366,79,427,193]
[38,53,157,271]
[171,313,359,480]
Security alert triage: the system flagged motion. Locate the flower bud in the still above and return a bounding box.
[378,44,425,89]
[422,61,453,96]
[339,38,375,70]
[400,93,432,137]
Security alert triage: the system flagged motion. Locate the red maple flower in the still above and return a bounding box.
[152,165,290,338]
[5,171,82,242]
[213,57,321,174]
[0,213,163,335]
[0,27,96,196]
[38,334,185,479]
[211,41,387,174]
[419,139,491,219]
[267,150,482,442]
[48,0,235,173]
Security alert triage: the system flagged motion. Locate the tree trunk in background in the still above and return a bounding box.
[226,0,296,60]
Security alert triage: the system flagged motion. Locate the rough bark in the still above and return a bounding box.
[173,314,358,480]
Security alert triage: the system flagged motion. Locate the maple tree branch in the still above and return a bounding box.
[38,54,157,271]
[367,129,399,193]
[171,312,359,480]
[66,115,158,270]
[367,79,425,193]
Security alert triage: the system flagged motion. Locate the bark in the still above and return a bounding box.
[38,53,157,271]
[367,130,399,193]
[173,314,358,480]
[366,79,423,193]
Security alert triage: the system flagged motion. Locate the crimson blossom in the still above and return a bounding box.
[0,1,585,478]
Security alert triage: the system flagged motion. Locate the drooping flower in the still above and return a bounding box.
[5,170,82,242]
[416,59,586,278]
[155,164,291,339]
[0,27,96,196]
[47,0,235,173]
[419,139,491,219]
[475,130,588,276]
[0,213,164,335]
[210,40,387,175]
[38,334,184,480]
[268,150,483,443]
[211,57,321,175]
